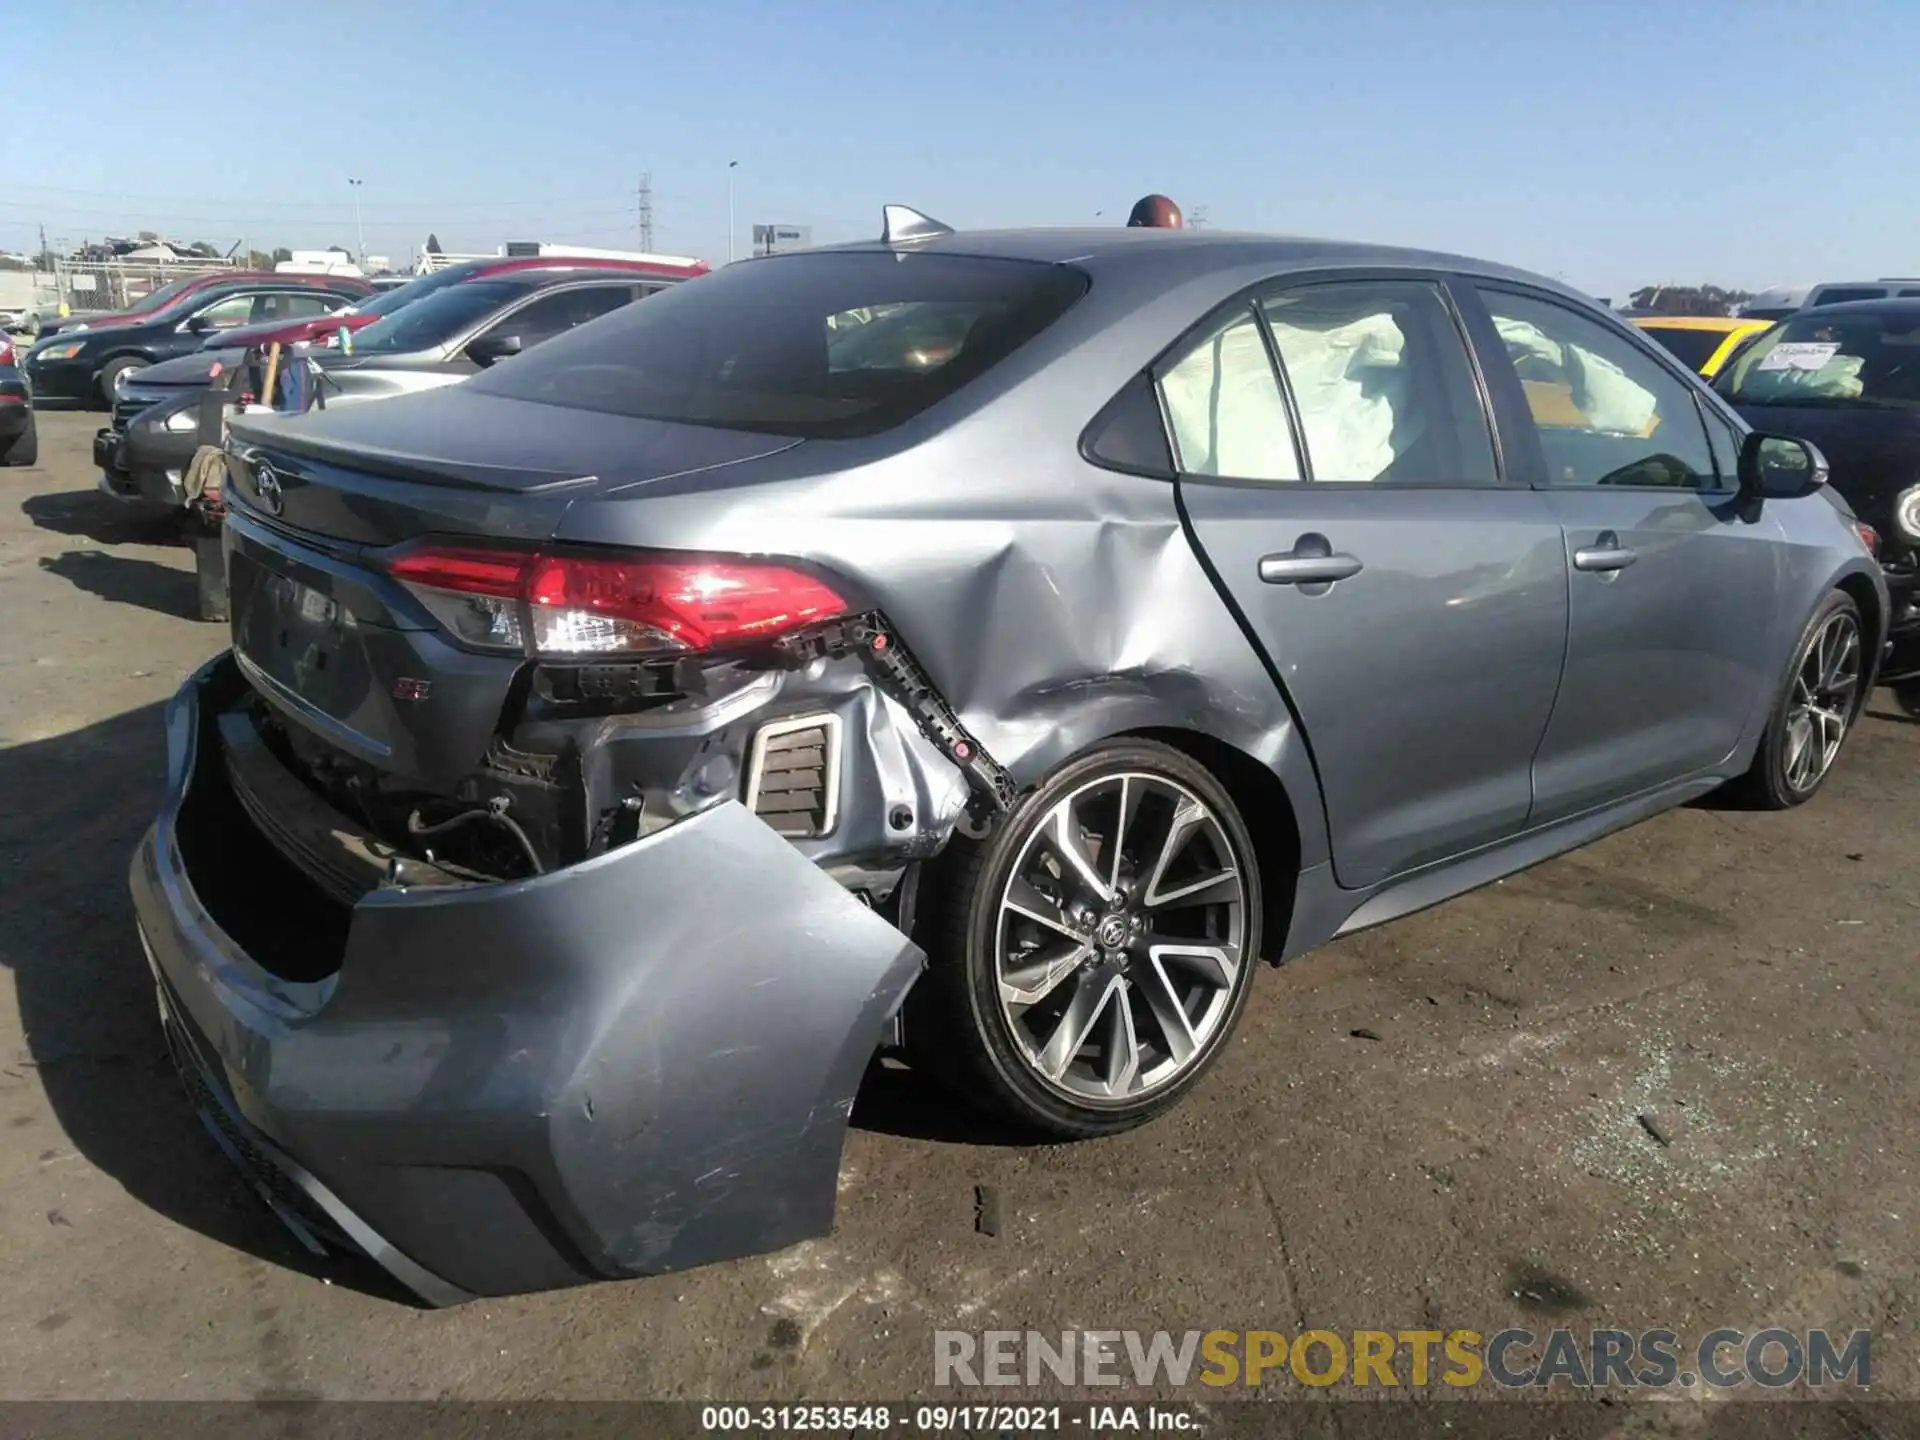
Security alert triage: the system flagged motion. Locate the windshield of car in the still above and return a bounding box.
[467,252,1089,438]
[1638,326,1725,374]
[345,268,470,319]
[345,280,525,354]
[123,276,208,314]
[1717,309,1920,409]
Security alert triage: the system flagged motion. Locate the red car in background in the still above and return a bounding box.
[201,254,712,354]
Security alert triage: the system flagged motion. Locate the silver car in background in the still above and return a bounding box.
[131,210,1885,1302]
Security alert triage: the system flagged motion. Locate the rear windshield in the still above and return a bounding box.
[346,279,525,354]
[1638,326,1725,374]
[1717,308,1920,409]
[466,251,1090,438]
[1810,287,1889,308]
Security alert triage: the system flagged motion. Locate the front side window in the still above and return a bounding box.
[1157,308,1299,481]
[1478,289,1718,490]
[1261,280,1497,485]
[194,293,258,330]
[479,285,635,347]
[348,280,529,354]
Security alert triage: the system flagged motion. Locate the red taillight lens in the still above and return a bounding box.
[386,544,848,658]
[0,338,13,365]
[1853,521,1879,558]
[388,545,531,598]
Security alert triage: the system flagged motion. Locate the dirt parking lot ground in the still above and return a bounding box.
[2,408,1917,1415]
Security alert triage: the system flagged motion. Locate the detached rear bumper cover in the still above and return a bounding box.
[130,654,925,1302]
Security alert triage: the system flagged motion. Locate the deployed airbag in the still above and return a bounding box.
[1495,317,1658,434]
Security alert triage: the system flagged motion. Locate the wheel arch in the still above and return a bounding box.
[1122,725,1302,965]
[1831,567,1886,701]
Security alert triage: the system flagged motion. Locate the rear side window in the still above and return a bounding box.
[1158,308,1300,481]
[1261,281,1497,485]
[468,252,1088,438]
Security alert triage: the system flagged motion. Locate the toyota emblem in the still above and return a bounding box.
[253,460,285,516]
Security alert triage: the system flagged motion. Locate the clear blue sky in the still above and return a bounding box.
[8,0,1917,299]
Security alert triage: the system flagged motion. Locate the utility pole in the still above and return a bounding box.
[38,223,47,265]
[638,173,654,253]
[348,178,366,265]
[727,161,739,263]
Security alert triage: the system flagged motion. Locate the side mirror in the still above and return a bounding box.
[182,314,215,333]
[1738,431,1829,501]
[467,332,523,366]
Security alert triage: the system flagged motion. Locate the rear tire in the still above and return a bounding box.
[1727,590,1863,809]
[0,413,35,467]
[193,534,229,623]
[908,739,1262,1139]
[1893,679,1920,721]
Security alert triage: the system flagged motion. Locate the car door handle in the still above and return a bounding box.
[1259,539,1363,586]
[1572,534,1638,573]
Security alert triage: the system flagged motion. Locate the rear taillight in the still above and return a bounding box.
[1852,521,1879,558]
[386,544,849,657]
[0,338,13,365]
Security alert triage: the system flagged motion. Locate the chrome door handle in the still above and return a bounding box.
[1259,535,1363,586]
[1572,531,1637,573]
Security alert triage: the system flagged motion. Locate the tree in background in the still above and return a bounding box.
[271,247,293,264]
[426,233,443,254]
[1629,284,1754,316]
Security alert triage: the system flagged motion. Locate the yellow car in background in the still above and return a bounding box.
[1632,316,1774,378]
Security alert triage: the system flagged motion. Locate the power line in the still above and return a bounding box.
[6,180,632,212]
[0,198,642,229]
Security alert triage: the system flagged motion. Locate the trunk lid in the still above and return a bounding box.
[222,388,802,780]
[227,386,800,540]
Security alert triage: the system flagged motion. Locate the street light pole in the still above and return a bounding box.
[727,161,739,263]
[348,178,366,266]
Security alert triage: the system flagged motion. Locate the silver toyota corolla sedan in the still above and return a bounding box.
[131,209,1885,1302]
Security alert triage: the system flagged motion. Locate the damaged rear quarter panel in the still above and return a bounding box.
[549,261,1333,876]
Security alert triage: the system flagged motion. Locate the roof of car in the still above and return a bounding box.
[802,226,1591,300]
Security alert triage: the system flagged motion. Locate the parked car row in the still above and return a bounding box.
[117,208,1900,1307]
[95,258,693,514]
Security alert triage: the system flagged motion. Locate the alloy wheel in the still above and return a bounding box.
[1784,610,1861,792]
[992,772,1247,1103]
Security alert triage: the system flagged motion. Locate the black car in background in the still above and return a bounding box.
[23,275,372,404]
[1715,298,1920,712]
[0,332,35,466]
